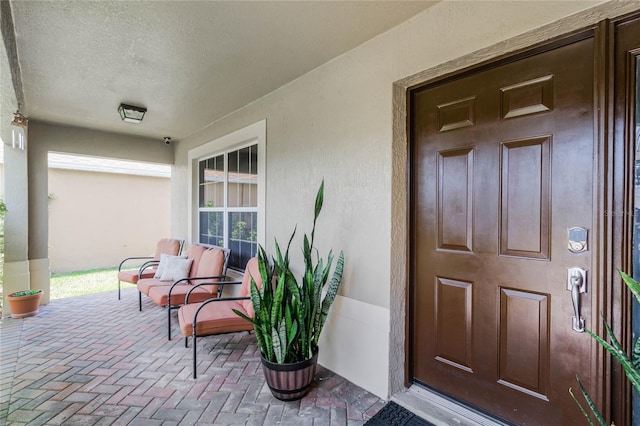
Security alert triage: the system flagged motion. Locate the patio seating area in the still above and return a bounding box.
[0,288,385,425]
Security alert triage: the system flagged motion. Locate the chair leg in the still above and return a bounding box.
[167,307,172,341]
[138,291,142,311]
[184,336,188,348]
[192,334,198,379]
[118,280,121,300]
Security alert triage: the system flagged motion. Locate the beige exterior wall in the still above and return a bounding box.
[174,0,609,309]
[172,1,638,400]
[48,168,170,273]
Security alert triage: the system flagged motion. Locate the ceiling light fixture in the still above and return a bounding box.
[118,103,146,123]
[11,110,28,150]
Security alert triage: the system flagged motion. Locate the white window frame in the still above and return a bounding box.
[187,120,266,268]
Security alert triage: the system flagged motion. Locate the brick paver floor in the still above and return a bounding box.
[0,288,385,425]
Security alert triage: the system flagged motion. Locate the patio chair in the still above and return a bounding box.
[153,247,231,340]
[177,257,261,378]
[117,238,184,300]
[136,243,228,312]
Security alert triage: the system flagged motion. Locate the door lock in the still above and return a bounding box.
[567,267,587,332]
[568,227,588,253]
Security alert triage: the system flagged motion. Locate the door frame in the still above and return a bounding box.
[390,5,640,425]
[612,11,640,425]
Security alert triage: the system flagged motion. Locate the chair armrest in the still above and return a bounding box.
[166,277,193,306]
[168,275,235,306]
[192,296,251,330]
[138,260,160,278]
[183,277,243,304]
[118,256,154,272]
[188,276,242,292]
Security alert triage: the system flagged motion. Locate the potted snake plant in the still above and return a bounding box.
[234,181,344,401]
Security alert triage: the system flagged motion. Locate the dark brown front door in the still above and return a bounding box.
[410,35,599,425]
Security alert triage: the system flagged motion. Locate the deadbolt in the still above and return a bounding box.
[568,227,588,253]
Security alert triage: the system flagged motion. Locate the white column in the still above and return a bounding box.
[3,130,30,316]
[27,122,51,304]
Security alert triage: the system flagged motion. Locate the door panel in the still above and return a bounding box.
[437,148,473,252]
[498,288,550,400]
[410,36,596,425]
[500,136,551,259]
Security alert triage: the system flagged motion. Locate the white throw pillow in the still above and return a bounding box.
[160,257,193,282]
[154,254,187,279]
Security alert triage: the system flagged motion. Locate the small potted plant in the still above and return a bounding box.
[234,180,344,401]
[7,289,43,318]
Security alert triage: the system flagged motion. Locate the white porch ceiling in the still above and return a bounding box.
[9,0,435,142]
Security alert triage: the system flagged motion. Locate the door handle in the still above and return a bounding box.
[567,268,587,332]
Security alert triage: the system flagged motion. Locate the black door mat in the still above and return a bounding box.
[365,401,436,426]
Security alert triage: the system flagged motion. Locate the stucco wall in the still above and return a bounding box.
[27,121,173,261]
[48,168,170,273]
[172,1,634,399]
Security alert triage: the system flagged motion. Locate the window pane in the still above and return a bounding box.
[228,145,257,208]
[228,211,257,269]
[199,211,224,246]
[199,155,224,208]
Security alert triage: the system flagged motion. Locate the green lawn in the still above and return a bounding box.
[50,267,125,299]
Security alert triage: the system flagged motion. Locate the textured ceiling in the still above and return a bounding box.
[9,1,435,142]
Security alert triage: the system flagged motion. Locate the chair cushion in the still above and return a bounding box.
[148,284,214,307]
[154,254,187,278]
[154,238,182,260]
[240,257,261,318]
[137,278,169,295]
[118,269,156,284]
[185,244,207,278]
[160,257,193,282]
[178,300,254,337]
[192,248,225,287]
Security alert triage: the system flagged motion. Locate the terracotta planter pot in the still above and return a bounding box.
[261,351,318,401]
[7,290,43,319]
